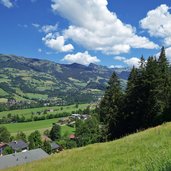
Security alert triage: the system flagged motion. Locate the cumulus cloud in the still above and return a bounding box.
[51,0,158,55]
[42,33,74,52]
[140,4,171,46]
[165,47,171,62]
[114,56,126,61]
[0,0,13,8]
[114,55,140,68]
[62,51,100,65]
[156,47,171,63]
[124,57,140,68]
[41,24,58,33]
[109,65,124,69]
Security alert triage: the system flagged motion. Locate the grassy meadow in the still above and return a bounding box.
[4,122,171,171]
[1,118,75,137]
[0,103,89,119]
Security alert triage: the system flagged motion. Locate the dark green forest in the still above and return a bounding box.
[99,47,171,141]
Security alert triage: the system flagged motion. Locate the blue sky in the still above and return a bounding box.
[0,0,171,68]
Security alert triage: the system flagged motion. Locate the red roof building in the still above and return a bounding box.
[69,134,75,139]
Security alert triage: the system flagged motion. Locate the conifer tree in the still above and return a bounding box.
[99,72,123,140]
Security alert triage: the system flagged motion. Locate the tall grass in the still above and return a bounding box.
[4,122,171,171]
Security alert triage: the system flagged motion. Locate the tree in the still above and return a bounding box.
[16,131,27,142]
[156,47,171,116]
[0,126,11,143]
[42,140,51,154]
[75,116,100,147]
[99,72,124,140]
[50,124,61,141]
[3,146,13,155]
[124,47,171,130]
[28,130,42,150]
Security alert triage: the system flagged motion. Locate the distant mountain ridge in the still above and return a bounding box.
[0,54,130,104]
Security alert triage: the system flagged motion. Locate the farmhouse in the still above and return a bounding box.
[8,140,28,153]
[70,114,89,120]
[47,109,54,112]
[0,148,49,170]
[50,142,61,153]
[69,134,76,140]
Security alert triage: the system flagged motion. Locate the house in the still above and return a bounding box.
[47,109,54,112]
[0,143,8,156]
[8,140,28,153]
[69,134,76,140]
[81,114,89,120]
[70,114,81,120]
[50,142,61,153]
[0,148,49,170]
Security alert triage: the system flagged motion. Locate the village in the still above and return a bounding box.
[0,112,90,169]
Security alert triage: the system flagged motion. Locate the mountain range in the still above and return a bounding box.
[0,54,130,104]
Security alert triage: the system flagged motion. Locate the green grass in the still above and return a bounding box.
[0,88,8,96]
[5,122,171,171]
[1,118,75,137]
[0,104,89,119]
[0,98,8,103]
[25,93,48,99]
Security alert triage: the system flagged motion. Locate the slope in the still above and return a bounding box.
[4,122,171,171]
[0,54,130,104]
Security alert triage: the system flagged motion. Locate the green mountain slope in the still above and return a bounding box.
[0,54,130,104]
[5,122,171,171]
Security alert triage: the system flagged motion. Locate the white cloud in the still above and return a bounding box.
[124,57,140,68]
[114,55,140,68]
[42,33,74,52]
[0,0,13,8]
[156,47,171,63]
[109,65,124,69]
[140,4,171,46]
[38,48,42,53]
[114,56,126,61]
[32,23,40,28]
[165,47,171,62]
[51,0,158,55]
[62,51,100,65]
[18,24,28,28]
[41,24,58,33]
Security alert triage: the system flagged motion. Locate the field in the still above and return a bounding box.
[1,118,75,137]
[0,104,89,119]
[4,122,171,171]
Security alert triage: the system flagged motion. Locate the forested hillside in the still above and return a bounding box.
[99,47,171,140]
[0,54,129,105]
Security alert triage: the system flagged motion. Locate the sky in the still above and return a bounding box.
[0,0,171,68]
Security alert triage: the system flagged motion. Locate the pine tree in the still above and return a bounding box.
[99,72,123,140]
[156,47,171,123]
[157,47,171,110]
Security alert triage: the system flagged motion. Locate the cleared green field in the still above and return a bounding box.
[1,118,75,137]
[0,88,8,96]
[25,93,48,100]
[0,104,89,119]
[0,98,8,103]
[5,122,171,171]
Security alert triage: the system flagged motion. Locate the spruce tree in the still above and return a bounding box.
[99,72,123,140]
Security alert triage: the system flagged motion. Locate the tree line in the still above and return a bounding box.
[99,47,171,141]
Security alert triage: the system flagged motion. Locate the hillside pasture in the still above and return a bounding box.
[4,122,171,171]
